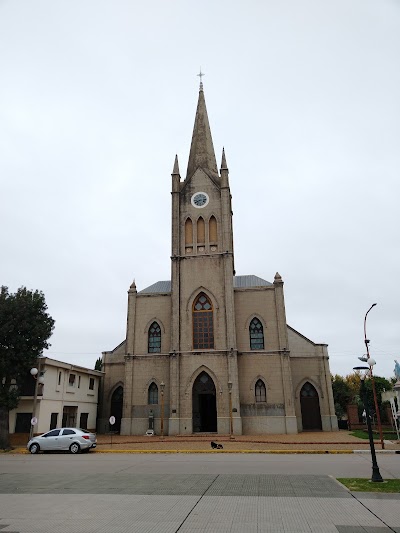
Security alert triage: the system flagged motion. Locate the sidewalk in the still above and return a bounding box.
[10,431,400,454]
[93,431,400,453]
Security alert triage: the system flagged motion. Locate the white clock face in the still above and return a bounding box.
[191,192,209,208]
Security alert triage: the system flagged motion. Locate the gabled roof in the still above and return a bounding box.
[138,275,272,295]
[233,275,272,288]
[138,281,172,294]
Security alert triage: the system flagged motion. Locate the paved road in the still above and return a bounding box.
[0,453,399,532]
[2,452,400,477]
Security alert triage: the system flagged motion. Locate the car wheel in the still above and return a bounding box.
[69,443,80,454]
[29,443,40,454]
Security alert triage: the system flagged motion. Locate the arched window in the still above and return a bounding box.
[249,317,264,350]
[197,217,205,244]
[148,322,161,353]
[209,216,217,243]
[255,379,266,403]
[193,293,214,349]
[148,382,158,404]
[185,218,193,245]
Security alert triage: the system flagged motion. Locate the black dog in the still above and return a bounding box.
[211,441,223,449]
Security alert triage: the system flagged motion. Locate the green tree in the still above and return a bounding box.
[331,374,353,419]
[343,372,392,420]
[363,375,392,414]
[94,357,102,371]
[0,286,55,449]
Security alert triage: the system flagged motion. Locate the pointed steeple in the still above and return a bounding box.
[186,85,219,181]
[172,154,180,175]
[220,147,228,170]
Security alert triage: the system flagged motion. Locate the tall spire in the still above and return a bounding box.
[186,81,219,181]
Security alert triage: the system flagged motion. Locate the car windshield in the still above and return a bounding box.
[78,428,91,433]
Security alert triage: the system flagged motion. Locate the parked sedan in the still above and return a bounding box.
[27,428,97,454]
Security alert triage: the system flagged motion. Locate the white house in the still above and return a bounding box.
[10,357,103,434]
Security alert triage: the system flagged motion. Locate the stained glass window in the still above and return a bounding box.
[148,322,161,353]
[249,318,264,350]
[255,379,266,403]
[300,382,318,397]
[193,293,214,349]
[148,382,158,404]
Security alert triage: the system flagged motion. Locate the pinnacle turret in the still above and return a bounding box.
[172,154,180,175]
[221,147,228,170]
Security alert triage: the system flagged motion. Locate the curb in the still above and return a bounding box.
[7,448,400,455]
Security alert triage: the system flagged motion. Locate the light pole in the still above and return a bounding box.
[228,381,233,438]
[353,366,383,482]
[29,360,45,439]
[160,381,165,439]
[362,303,384,449]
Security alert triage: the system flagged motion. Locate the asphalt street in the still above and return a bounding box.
[1,452,399,478]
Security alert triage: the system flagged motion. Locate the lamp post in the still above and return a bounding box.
[29,360,45,439]
[228,381,233,438]
[160,381,165,439]
[362,303,384,449]
[353,366,383,482]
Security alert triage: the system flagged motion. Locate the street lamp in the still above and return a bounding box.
[227,381,233,438]
[160,381,165,439]
[353,365,383,482]
[363,303,384,449]
[29,362,45,440]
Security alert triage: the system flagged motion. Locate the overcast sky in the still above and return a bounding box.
[1,0,399,379]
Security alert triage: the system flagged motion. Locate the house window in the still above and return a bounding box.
[148,322,161,353]
[78,376,81,388]
[89,377,95,390]
[50,413,58,430]
[193,293,214,349]
[249,318,264,350]
[80,413,89,429]
[68,374,76,386]
[255,379,266,403]
[58,372,62,385]
[148,382,158,404]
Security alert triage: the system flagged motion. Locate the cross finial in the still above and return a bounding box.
[197,68,205,90]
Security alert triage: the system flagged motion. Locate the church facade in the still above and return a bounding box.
[99,84,337,436]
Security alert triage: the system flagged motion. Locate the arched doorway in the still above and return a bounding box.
[300,382,322,430]
[192,371,217,432]
[110,386,123,432]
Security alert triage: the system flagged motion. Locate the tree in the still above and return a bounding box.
[0,286,55,449]
[362,376,392,414]
[331,374,353,419]
[343,372,392,421]
[94,357,102,371]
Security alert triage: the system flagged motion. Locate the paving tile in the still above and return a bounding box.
[0,475,399,532]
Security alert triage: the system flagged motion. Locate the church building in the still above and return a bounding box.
[99,82,338,436]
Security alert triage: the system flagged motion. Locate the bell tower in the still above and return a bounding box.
[168,81,241,435]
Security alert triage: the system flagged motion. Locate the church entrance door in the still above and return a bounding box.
[192,372,217,433]
[110,386,123,432]
[300,382,322,430]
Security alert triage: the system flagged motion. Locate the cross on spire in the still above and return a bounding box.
[197,68,205,90]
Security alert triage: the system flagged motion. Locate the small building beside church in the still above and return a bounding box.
[10,357,102,434]
[99,83,338,436]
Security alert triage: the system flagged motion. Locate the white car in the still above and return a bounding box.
[27,428,97,454]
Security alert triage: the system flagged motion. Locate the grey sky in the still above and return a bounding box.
[1,0,399,379]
